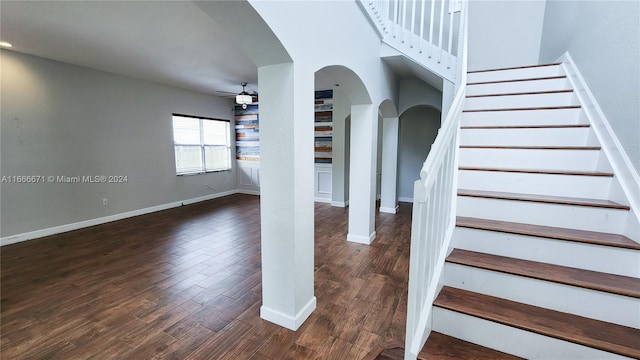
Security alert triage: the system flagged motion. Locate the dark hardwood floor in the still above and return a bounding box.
[1,194,412,359]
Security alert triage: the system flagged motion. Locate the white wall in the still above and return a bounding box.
[539,0,639,174]
[467,1,546,71]
[1,50,237,238]
[399,77,443,114]
[249,1,397,105]
[398,106,442,201]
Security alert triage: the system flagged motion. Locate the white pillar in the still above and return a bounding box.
[331,86,349,207]
[379,116,399,213]
[258,63,316,330]
[347,104,378,244]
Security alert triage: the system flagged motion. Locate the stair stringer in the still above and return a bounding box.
[560,52,640,242]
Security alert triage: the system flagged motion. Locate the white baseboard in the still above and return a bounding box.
[331,200,349,207]
[314,197,332,204]
[398,197,414,203]
[347,231,376,245]
[260,296,317,331]
[237,189,260,196]
[379,205,399,214]
[1,189,239,246]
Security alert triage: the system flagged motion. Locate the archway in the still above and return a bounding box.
[314,65,379,245]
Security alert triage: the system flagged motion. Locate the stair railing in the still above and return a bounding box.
[359,0,466,83]
[403,1,468,358]
[358,1,468,357]
[404,81,465,359]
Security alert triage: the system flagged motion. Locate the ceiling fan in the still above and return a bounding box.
[216,82,258,109]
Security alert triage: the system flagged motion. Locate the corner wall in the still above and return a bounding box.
[467,1,546,71]
[1,50,237,240]
[538,0,639,174]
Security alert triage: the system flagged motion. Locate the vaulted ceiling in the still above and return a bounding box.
[0,1,259,96]
[1,1,443,98]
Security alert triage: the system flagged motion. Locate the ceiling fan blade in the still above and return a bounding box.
[216,90,238,95]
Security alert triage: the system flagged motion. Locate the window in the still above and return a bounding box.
[172,114,231,175]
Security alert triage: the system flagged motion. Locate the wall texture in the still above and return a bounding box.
[539,0,639,174]
[467,1,546,71]
[1,50,237,238]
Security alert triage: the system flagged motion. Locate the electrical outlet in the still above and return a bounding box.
[102,198,108,205]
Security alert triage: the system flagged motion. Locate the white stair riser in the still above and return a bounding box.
[458,170,613,200]
[460,127,594,146]
[459,148,603,172]
[457,196,628,234]
[461,107,583,126]
[465,92,577,110]
[432,308,632,359]
[452,227,640,278]
[466,77,571,96]
[468,65,564,84]
[444,264,639,328]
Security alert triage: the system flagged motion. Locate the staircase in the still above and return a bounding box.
[425,63,640,359]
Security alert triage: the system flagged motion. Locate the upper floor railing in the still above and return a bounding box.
[359,0,467,84]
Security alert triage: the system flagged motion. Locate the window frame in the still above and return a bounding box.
[172,113,232,176]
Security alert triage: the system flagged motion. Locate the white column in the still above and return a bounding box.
[258,63,316,330]
[331,86,349,207]
[379,116,399,213]
[347,104,378,244]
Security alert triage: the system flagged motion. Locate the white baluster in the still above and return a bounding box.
[438,0,445,63]
[428,0,436,58]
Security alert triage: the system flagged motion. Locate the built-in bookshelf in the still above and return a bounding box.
[234,91,333,198]
[235,104,259,161]
[314,90,333,164]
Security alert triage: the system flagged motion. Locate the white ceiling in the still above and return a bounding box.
[0,1,259,96]
[1,1,442,99]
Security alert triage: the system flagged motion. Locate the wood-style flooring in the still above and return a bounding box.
[1,194,412,359]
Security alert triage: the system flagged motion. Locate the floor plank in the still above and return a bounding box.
[1,194,412,359]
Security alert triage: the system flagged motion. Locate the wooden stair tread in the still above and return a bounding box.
[456,216,640,250]
[468,63,562,74]
[446,249,640,298]
[461,124,589,129]
[460,145,600,150]
[418,331,523,360]
[459,166,614,177]
[434,287,640,358]
[464,105,581,113]
[458,189,630,210]
[467,89,573,98]
[467,75,567,86]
